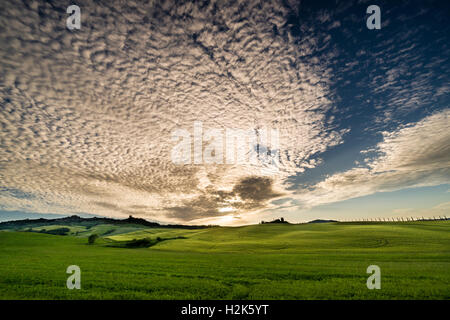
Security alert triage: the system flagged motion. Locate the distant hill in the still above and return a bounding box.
[308,219,338,224]
[0,215,210,230]
[260,218,339,224]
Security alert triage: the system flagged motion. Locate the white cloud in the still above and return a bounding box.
[294,109,450,208]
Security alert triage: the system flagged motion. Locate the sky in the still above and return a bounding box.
[0,0,448,225]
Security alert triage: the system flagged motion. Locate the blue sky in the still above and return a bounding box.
[275,185,450,223]
[289,0,449,183]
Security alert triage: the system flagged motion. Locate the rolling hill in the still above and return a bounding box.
[0,219,449,299]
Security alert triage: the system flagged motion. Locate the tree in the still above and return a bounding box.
[88,234,99,245]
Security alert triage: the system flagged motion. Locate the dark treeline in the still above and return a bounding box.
[0,215,213,230]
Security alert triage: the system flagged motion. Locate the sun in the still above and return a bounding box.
[215,214,236,225]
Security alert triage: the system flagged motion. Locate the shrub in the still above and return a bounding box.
[125,237,154,248]
[44,228,69,235]
[88,234,99,244]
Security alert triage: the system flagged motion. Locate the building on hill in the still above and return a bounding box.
[260,217,288,224]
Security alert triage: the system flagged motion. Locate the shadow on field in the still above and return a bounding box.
[106,236,187,249]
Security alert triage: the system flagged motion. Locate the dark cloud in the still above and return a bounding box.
[166,176,283,221]
[232,176,282,201]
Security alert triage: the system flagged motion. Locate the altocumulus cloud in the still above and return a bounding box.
[0,0,346,224]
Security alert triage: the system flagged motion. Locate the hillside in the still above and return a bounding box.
[0,220,449,299]
[0,215,210,238]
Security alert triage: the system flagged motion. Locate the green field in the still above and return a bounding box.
[0,221,449,299]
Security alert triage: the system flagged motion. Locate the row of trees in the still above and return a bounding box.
[340,216,448,222]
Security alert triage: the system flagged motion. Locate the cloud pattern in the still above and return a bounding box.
[0,0,448,224]
[0,0,346,223]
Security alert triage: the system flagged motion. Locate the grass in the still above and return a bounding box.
[8,221,149,238]
[0,221,449,299]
